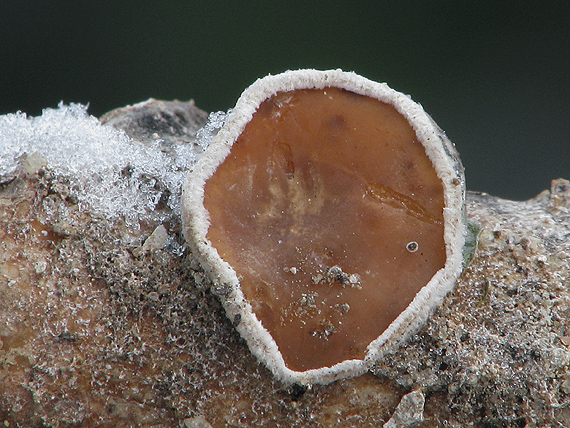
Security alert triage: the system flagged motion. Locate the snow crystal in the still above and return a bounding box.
[195,110,228,150]
[0,102,226,228]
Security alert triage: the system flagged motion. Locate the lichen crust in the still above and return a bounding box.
[181,69,466,385]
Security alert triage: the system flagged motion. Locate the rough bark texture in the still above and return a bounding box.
[0,100,568,427]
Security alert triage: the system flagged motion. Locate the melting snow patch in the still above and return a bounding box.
[0,102,225,227]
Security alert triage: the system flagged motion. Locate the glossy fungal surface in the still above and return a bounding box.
[182,69,466,385]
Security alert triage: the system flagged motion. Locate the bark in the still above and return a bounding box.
[0,100,568,427]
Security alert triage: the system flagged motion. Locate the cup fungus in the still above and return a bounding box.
[182,69,467,385]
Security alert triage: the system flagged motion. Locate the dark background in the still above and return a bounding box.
[2,1,569,200]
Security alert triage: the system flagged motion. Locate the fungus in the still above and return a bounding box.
[182,69,467,385]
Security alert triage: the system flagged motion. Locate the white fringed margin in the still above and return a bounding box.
[181,69,466,385]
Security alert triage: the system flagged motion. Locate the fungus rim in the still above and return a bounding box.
[181,69,466,385]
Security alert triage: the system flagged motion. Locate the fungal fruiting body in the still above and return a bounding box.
[181,69,466,385]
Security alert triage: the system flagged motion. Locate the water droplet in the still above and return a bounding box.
[406,241,419,252]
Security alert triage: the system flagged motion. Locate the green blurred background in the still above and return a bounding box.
[1,1,568,200]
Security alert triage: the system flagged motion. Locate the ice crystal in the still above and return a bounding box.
[0,103,226,228]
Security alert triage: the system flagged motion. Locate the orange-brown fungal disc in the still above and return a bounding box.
[182,69,466,385]
[203,88,445,371]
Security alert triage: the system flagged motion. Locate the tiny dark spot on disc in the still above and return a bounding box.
[328,114,347,129]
